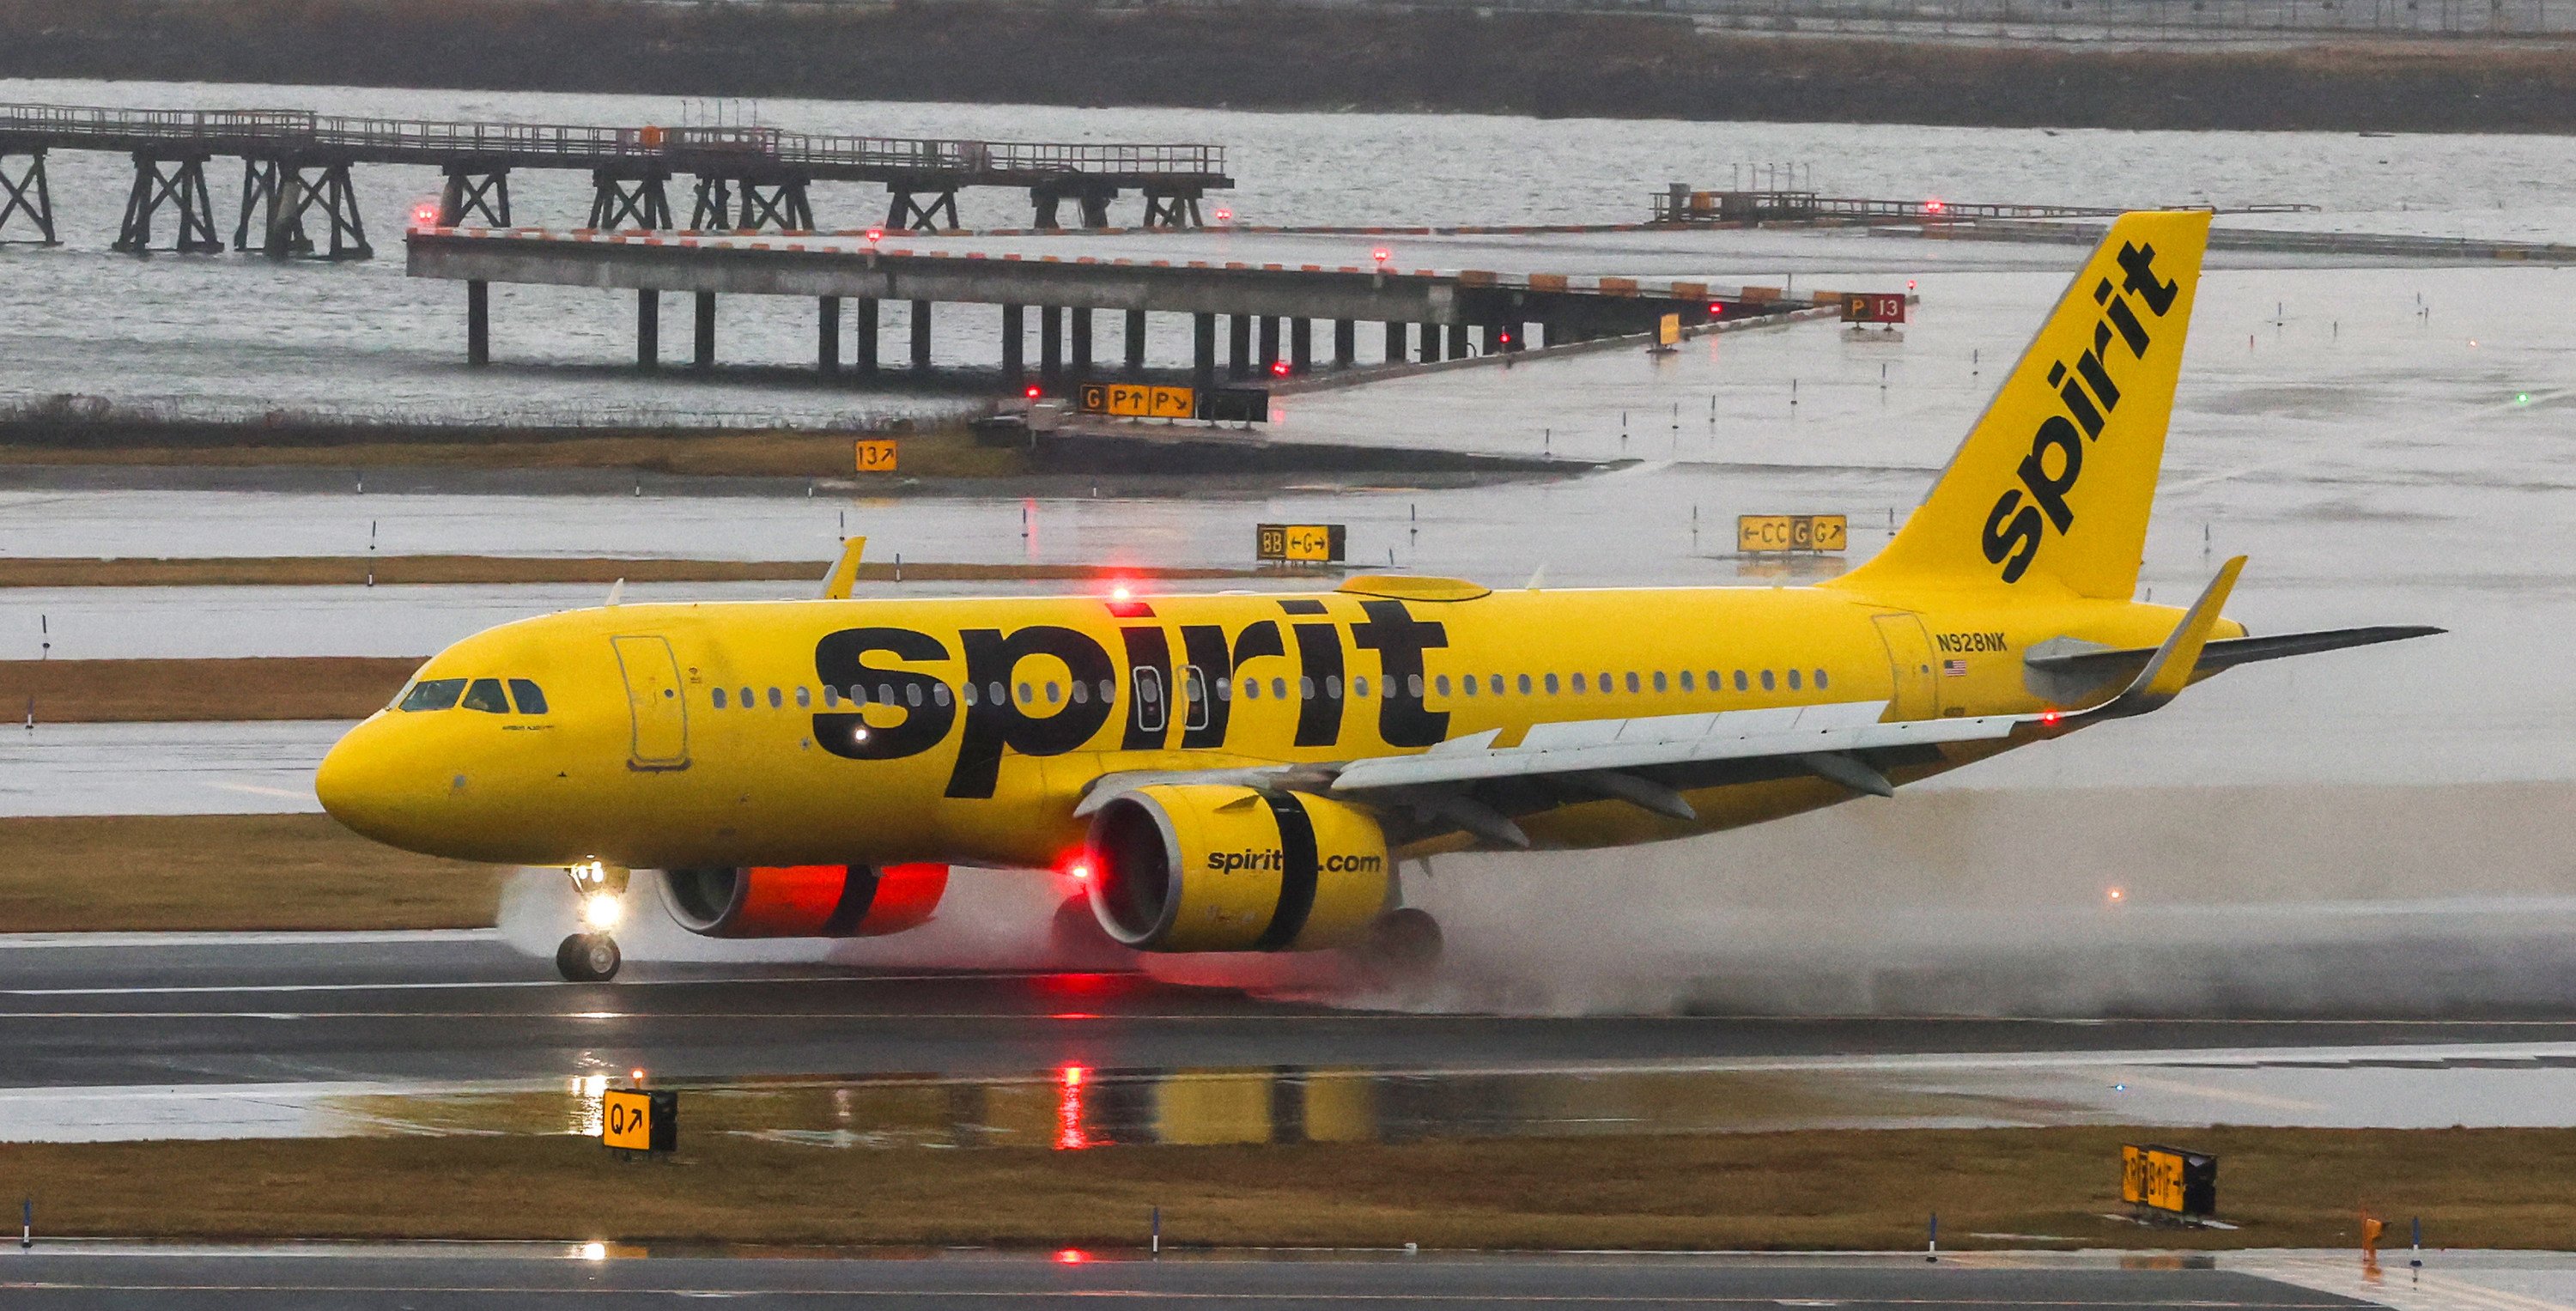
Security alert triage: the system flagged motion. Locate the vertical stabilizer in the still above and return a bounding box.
[1831,210,2209,599]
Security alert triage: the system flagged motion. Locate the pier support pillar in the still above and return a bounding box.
[818,296,841,375]
[1256,317,1280,374]
[235,158,372,260]
[1418,324,1438,365]
[1001,304,1025,381]
[0,149,59,246]
[637,289,659,371]
[1192,313,1216,391]
[114,152,220,255]
[1070,308,1093,378]
[1040,306,1064,381]
[1290,319,1313,375]
[466,280,489,367]
[911,300,933,373]
[588,168,672,231]
[1449,324,1470,359]
[1227,314,1251,380]
[1125,310,1148,375]
[889,186,959,233]
[694,174,814,233]
[1140,186,1204,229]
[693,292,716,370]
[1333,319,1355,368]
[438,163,511,228]
[855,298,879,377]
[1384,321,1404,364]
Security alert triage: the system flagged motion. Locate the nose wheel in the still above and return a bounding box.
[556,932,623,982]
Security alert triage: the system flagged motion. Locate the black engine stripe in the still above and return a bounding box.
[820,865,882,936]
[1254,792,1320,951]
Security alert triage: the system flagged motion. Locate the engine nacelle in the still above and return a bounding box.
[659,863,947,938]
[1087,785,1390,952]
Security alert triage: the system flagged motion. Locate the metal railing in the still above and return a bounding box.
[0,103,1230,180]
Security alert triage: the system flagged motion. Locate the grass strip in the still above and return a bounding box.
[0,814,501,932]
[0,1128,2561,1249]
[0,556,1268,588]
[3,657,422,723]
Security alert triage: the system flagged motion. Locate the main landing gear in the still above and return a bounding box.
[556,860,628,982]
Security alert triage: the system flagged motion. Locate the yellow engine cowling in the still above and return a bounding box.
[659,863,947,938]
[1085,785,1390,952]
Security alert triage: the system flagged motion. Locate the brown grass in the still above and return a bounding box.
[0,428,1026,480]
[0,814,502,931]
[0,556,1267,588]
[0,1127,2565,1248]
[1,657,422,722]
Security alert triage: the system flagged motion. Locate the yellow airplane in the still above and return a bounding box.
[318,211,2435,981]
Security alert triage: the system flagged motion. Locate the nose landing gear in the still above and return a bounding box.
[555,932,623,982]
[556,860,629,982]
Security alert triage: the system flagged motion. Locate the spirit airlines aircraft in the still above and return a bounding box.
[318,211,2434,981]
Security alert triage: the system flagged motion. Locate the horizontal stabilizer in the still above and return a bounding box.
[2028,623,2444,683]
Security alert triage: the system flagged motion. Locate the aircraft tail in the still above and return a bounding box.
[1831,210,2210,600]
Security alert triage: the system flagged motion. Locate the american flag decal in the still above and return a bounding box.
[1941,659,1970,677]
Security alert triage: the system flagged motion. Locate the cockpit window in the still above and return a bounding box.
[398,678,466,712]
[461,678,511,713]
[508,679,549,714]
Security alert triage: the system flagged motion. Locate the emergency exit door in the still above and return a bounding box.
[612,634,690,770]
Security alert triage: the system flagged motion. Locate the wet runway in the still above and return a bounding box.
[10,931,2576,1094]
[0,1246,2389,1311]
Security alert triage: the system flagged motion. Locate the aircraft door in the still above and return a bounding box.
[1871,612,1941,720]
[1133,666,1166,734]
[611,634,690,771]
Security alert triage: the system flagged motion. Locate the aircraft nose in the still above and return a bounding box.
[316,719,405,842]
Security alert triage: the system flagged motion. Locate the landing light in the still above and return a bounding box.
[580,1241,607,1261]
[853,726,872,744]
[2106,886,2126,905]
[583,892,623,930]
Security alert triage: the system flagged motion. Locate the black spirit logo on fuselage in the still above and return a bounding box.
[811,600,1449,799]
[1980,240,2179,584]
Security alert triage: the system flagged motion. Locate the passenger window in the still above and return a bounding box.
[878,683,895,705]
[795,686,811,708]
[1761,670,1777,691]
[1272,677,1288,701]
[1018,681,1034,704]
[1351,676,1369,699]
[934,685,952,707]
[1046,683,1061,704]
[1136,668,1167,732]
[1598,672,1613,694]
[1815,669,1829,689]
[1408,674,1425,698]
[961,683,978,707]
[1299,676,1315,700]
[1680,671,1694,691]
[1215,677,1232,701]
[711,687,729,710]
[1098,678,1115,703]
[1182,667,1209,731]
[1435,675,1450,696]
[1734,671,1748,691]
[1488,675,1504,695]
[739,686,754,708]
[822,685,840,707]
[1651,671,1668,693]
[461,678,511,713]
[1461,676,1477,698]
[1788,669,1802,690]
[767,688,782,708]
[988,681,1005,705]
[1326,674,1343,700]
[1070,681,1089,704]
[907,684,925,707]
[1544,672,1560,695]
[1519,673,1534,695]
[1625,671,1640,694]
[1243,678,1261,701]
[398,677,466,712]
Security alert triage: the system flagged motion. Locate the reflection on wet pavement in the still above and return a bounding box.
[15,1044,2576,1146]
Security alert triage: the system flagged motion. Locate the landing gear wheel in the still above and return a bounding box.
[556,932,622,982]
[1359,907,1443,983]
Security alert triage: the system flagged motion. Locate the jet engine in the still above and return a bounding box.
[659,863,948,938]
[1086,785,1390,952]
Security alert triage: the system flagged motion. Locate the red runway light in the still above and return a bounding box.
[864,226,884,243]
[1062,1065,1088,1088]
[1056,1249,1089,1265]
[1371,247,1390,263]
[1270,360,1290,376]
[410,202,440,228]
[1024,385,1042,398]
[1923,197,1947,215]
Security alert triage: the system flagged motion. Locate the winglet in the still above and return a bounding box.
[2081,555,2244,720]
[820,535,867,600]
